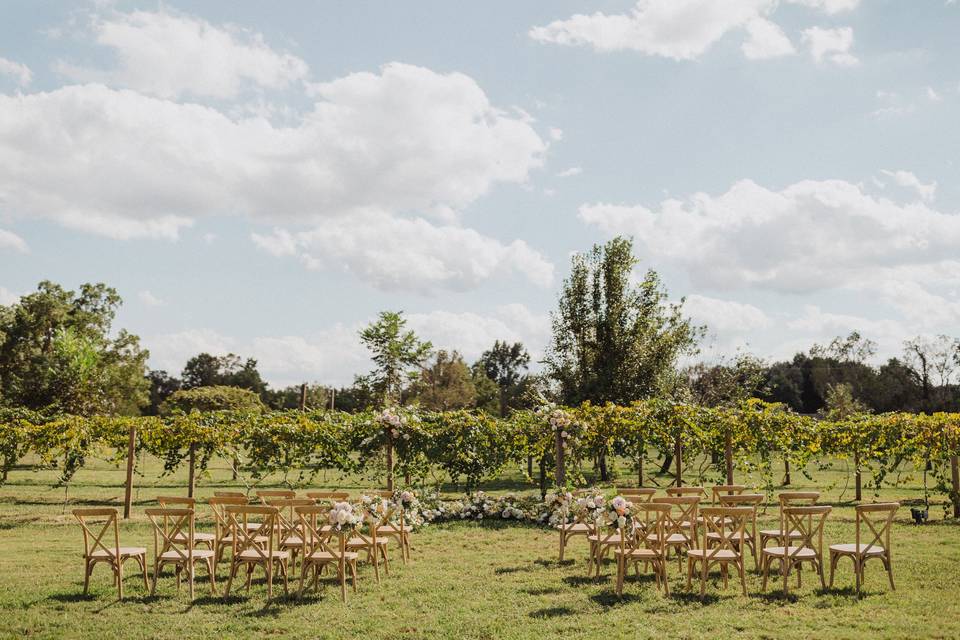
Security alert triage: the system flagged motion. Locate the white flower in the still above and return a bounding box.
[403,433,410,440]
[593,496,604,508]
[561,431,568,439]
[611,496,627,511]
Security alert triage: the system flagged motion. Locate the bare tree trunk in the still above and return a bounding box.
[123,427,136,519]
[783,458,791,486]
[187,445,196,498]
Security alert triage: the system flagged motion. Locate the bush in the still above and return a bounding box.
[159,386,264,415]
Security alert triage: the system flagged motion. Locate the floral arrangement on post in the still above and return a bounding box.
[328,501,364,532]
[540,490,574,526]
[599,495,634,531]
[571,493,606,522]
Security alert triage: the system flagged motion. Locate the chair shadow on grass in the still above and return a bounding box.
[590,590,643,607]
[563,574,609,587]
[754,590,800,604]
[523,586,563,596]
[528,606,576,619]
[47,592,97,604]
[494,565,531,575]
[534,558,576,568]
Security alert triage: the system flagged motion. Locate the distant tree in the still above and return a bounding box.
[902,335,960,412]
[160,385,264,415]
[266,384,331,411]
[358,311,432,408]
[821,382,868,421]
[810,331,877,364]
[471,368,501,415]
[408,350,476,411]
[545,236,702,406]
[0,281,148,415]
[181,352,269,401]
[686,353,767,408]
[330,381,377,413]
[473,341,531,417]
[145,370,181,416]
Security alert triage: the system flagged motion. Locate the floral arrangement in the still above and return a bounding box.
[327,501,364,532]
[599,495,634,530]
[571,493,606,522]
[540,490,575,526]
[377,408,412,441]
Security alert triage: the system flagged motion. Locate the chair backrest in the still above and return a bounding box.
[855,503,899,554]
[651,496,699,539]
[718,493,763,537]
[225,505,279,560]
[782,505,831,559]
[256,489,296,502]
[374,490,393,499]
[665,486,707,499]
[778,491,820,507]
[214,491,246,498]
[296,505,346,561]
[307,491,350,502]
[625,503,671,556]
[156,495,195,508]
[700,506,751,559]
[145,507,195,562]
[265,498,316,536]
[711,484,746,504]
[72,508,120,559]
[209,496,249,535]
[618,488,657,502]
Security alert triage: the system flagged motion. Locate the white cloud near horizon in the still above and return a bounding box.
[55,9,309,99]
[802,26,859,66]
[0,57,32,86]
[880,169,937,201]
[0,229,29,253]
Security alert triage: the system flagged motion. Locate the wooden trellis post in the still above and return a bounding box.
[674,435,683,487]
[122,426,136,519]
[724,429,734,485]
[951,455,959,519]
[385,435,394,491]
[555,429,565,488]
[187,445,197,498]
[854,451,862,501]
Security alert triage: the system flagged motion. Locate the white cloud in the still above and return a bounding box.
[0,229,28,253]
[578,178,960,307]
[549,127,564,141]
[880,169,936,201]
[926,86,942,102]
[251,212,554,293]
[683,294,772,332]
[0,63,549,289]
[0,57,32,86]
[802,26,859,67]
[556,167,583,178]
[0,287,21,306]
[55,9,308,99]
[529,0,777,60]
[786,0,861,14]
[741,19,795,59]
[138,290,164,307]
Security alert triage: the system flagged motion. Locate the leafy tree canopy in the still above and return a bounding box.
[159,385,264,415]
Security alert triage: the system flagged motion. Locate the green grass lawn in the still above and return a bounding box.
[1,455,959,639]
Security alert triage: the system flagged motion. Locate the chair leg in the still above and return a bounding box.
[206,557,217,595]
[189,563,195,600]
[82,559,92,595]
[382,545,390,576]
[267,561,273,599]
[137,555,149,592]
[661,558,670,596]
[615,555,625,596]
[829,552,837,588]
[737,559,747,596]
[761,555,769,591]
[151,561,160,596]
[339,563,347,602]
[883,556,895,590]
[225,560,237,598]
[281,559,289,595]
[371,546,381,585]
[782,559,790,594]
[558,532,566,562]
[117,560,124,601]
[245,564,253,593]
[700,557,707,597]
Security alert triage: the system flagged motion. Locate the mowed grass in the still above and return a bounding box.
[1,455,959,639]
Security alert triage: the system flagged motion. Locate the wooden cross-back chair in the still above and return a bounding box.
[145,507,216,599]
[307,491,351,504]
[829,502,899,594]
[376,501,412,563]
[72,508,148,600]
[586,515,624,577]
[761,505,831,593]
[266,498,316,571]
[615,503,671,597]
[156,496,215,549]
[618,488,657,501]
[213,491,247,498]
[711,485,746,504]
[256,489,296,503]
[687,506,751,596]
[715,494,764,569]
[555,503,593,562]
[649,496,700,571]
[346,512,390,584]
[223,505,289,598]
[209,496,262,568]
[666,486,707,498]
[295,505,359,601]
[759,491,820,549]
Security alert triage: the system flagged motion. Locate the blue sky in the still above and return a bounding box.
[1,0,958,387]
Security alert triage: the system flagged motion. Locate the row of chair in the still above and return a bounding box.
[72,489,412,601]
[557,486,899,597]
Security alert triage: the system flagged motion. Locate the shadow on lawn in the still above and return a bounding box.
[563,575,609,587]
[590,590,642,607]
[528,606,576,619]
[47,592,97,603]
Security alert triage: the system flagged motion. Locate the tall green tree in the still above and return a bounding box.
[473,341,532,417]
[408,350,477,410]
[358,311,432,408]
[545,237,702,406]
[0,281,149,415]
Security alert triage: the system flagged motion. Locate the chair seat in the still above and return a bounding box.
[762,546,816,559]
[306,550,359,562]
[647,532,689,545]
[614,547,658,559]
[281,536,304,547]
[237,549,289,561]
[829,543,885,556]
[706,532,749,542]
[556,523,591,533]
[173,532,215,543]
[759,528,803,539]
[376,526,407,536]
[159,549,215,561]
[346,537,388,548]
[588,533,623,544]
[90,546,146,559]
[688,548,739,560]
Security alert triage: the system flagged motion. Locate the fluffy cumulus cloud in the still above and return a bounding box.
[682,294,771,333]
[251,213,553,293]
[138,290,164,307]
[785,0,861,13]
[55,9,308,99]
[529,0,780,60]
[741,18,796,59]
[146,303,548,386]
[0,228,28,253]
[880,169,937,202]
[578,178,960,336]
[802,26,859,66]
[0,57,32,86]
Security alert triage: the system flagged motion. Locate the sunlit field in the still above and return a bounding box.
[2,455,959,640]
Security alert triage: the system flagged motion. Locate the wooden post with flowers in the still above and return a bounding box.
[550,408,570,489]
[122,426,136,519]
[386,436,394,491]
[555,428,565,488]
